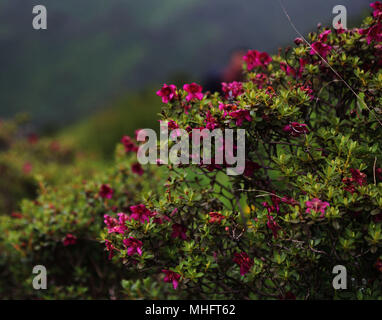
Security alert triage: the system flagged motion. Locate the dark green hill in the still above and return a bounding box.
[0,0,369,127]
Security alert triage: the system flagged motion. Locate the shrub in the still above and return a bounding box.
[2,3,382,300]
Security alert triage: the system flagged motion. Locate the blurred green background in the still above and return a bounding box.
[0,0,370,159]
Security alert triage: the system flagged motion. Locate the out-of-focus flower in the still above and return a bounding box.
[63,233,77,246]
[131,162,144,176]
[171,224,187,240]
[99,184,114,199]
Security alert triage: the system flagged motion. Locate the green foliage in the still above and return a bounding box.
[1,9,382,300]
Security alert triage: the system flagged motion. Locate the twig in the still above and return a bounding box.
[373,156,377,186]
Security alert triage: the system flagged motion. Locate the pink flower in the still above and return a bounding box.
[280,58,307,79]
[208,212,225,224]
[99,184,114,199]
[309,41,332,58]
[283,122,309,137]
[183,83,204,101]
[27,133,39,144]
[162,269,181,290]
[121,136,138,153]
[343,169,367,193]
[156,84,177,103]
[359,24,382,44]
[349,168,367,186]
[130,204,154,223]
[123,237,143,256]
[267,215,281,238]
[318,30,331,42]
[229,109,252,126]
[280,62,296,77]
[23,162,32,174]
[171,224,187,240]
[305,198,330,217]
[167,120,179,130]
[244,160,261,177]
[376,168,382,181]
[131,162,144,176]
[183,104,191,114]
[296,83,314,100]
[221,81,244,99]
[233,252,253,276]
[371,1,382,18]
[281,196,298,206]
[104,214,128,234]
[252,73,268,88]
[376,258,382,272]
[105,240,115,260]
[243,50,272,71]
[104,214,118,232]
[63,233,77,246]
[204,111,218,130]
[152,211,171,224]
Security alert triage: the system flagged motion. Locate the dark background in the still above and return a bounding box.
[0,0,370,128]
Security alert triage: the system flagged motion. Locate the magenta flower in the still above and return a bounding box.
[121,135,138,153]
[171,223,187,240]
[376,168,382,181]
[167,120,179,130]
[99,184,114,199]
[104,214,118,232]
[123,237,143,256]
[305,198,330,217]
[104,214,128,234]
[105,239,115,260]
[252,72,268,88]
[283,122,309,137]
[131,162,144,176]
[221,81,244,99]
[229,109,252,126]
[152,211,171,224]
[281,196,298,206]
[244,160,261,177]
[309,41,332,58]
[183,83,204,101]
[349,168,367,186]
[359,24,382,44]
[233,252,253,276]
[156,84,177,103]
[204,111,218,130]
[318,29,331,42]
[209,212,225,224]
[23,162,33,174]
[376,258,382,273]
[162,269,181,290]
[63,233,77,246]
[371,1,382,18]
[243,50,272,71]
[267,215,281,238]
[130,204,154,223]
[280,58,307,79]
[343,169,367,193]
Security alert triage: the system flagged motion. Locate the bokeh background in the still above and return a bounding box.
[0,0,371,160]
